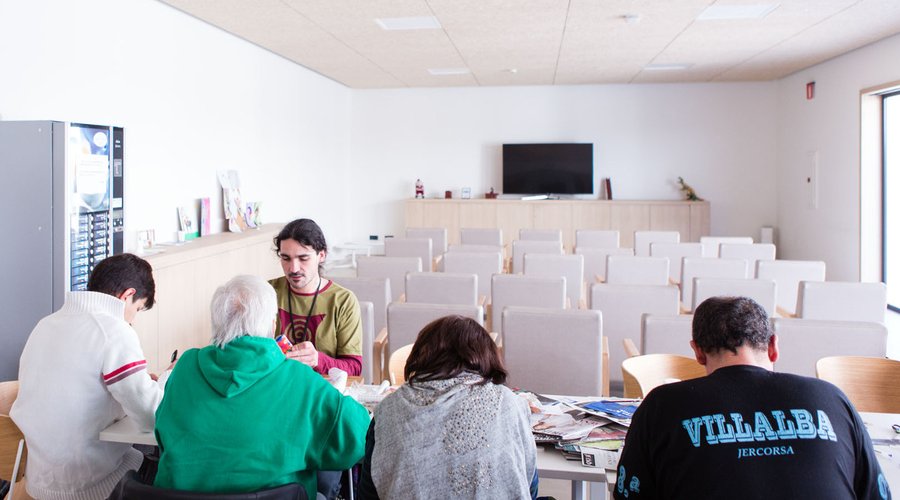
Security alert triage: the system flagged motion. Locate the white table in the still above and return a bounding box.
[861,412,900,494]
[100,416,612,499]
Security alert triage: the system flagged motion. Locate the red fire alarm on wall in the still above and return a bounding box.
[806,81,815,100]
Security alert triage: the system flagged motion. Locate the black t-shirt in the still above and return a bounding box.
[614,365,892,500]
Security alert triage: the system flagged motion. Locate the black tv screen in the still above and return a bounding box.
[502,143,593,195]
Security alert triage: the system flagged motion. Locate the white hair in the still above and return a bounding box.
[210,275,277,348]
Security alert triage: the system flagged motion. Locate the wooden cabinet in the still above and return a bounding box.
[405,200,710,252]
[131,224,283,373]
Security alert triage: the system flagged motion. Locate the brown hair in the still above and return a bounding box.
[88,253,156,309]
[405,315,507,386]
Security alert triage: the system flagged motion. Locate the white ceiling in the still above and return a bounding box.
[159,0,900,88]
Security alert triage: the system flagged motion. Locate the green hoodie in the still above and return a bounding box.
[154,336,370,498]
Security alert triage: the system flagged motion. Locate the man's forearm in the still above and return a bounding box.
[316,352,363,376]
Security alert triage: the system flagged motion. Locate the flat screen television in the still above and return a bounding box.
[502,143,593,195]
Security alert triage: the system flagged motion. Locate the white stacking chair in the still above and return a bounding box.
[650,242,703,284]
[358,301,376,383]
[755,260,826,316]
[605,256,669,286]
[385,237,433,272]
[700,236,754,257]
[511,240,563,274]
[691,277,777,316]
[460,227,503,247]
[524,253,586,308]
[405,272,478,306]
[503,306,606,396]
[442,251,502,302]
[356,256,422,302]
[406,227,448,254]
[384,302,484,367]
[641,314,694,357]
[519,228,563,243]
[634,230,679,257]
[796,281,887,323]
[590,283,680,391]
[719,243,776,270]
[772,318,887,377]
[576,247,633,284]
[490,274,566,339]
[680,257,749,307]
[575,229,619,249]
[337,276,391,340]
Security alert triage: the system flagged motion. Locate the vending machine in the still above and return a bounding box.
[0,120,125,381]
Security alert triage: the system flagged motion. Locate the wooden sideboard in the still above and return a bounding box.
[131,224,283,373]
[405,199,710,251]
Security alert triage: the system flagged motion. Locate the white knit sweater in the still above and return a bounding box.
[10,291,166,500]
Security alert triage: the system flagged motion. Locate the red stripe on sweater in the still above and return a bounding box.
[103,360,147,381]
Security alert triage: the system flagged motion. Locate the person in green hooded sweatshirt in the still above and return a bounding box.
[153,274,370,499]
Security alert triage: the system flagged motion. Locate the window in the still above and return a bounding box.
[884,92,900,311]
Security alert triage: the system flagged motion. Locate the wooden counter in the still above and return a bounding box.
[132,224,283,373]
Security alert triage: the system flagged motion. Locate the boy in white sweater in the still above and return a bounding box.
[11,253,167,500]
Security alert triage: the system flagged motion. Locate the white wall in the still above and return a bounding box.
[0,0,354,246]
[349,83,779,242]
[777,33,900,282]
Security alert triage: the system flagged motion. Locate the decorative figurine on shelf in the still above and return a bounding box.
[677,177,703,201]
[415,179,425,199]
[485,187,498,199]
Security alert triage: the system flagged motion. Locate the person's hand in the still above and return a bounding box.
[287,341,319,368]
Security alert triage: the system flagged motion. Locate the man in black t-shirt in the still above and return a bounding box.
[614,296,891,500]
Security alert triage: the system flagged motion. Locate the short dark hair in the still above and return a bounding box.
[87,253,156,309]
[274,219,328,274]
[692,296,771,355]
[405,315,507,386]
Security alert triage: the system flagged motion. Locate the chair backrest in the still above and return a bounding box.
[490,274,566,334]
[796,281,887,323]
[649,242,703,284]
[503,307,603,396]
[575,230,619,249]
[442,252,502,299]
[460,228,503,247]
[358,301,375,384]
[590,284,680,387]
[633,231,679,257]
[405,272,478,306]
[109,470,307,500]
[576,247,633,286]
[772,318,887,377]
[524,254,585,307]
[0,381,18,415]
[406,227,448,254]
[386,302,483,359]
[385,238,433,272]
[605,256,669,286]
[641,314,694,357]
[511,240,563,274]
[691,278,777,315]
[337,277,391,336]
[388,344,414,385]
[621,354,706,398]
[519,228,563,243]
[816,356,900,413]
[755,260,826,316]
[700,236,754,257]
[447,244,504,254]
[356,256,422,302]
[0,415,26,485]
[680,257,749,304]
[718,243,776,269]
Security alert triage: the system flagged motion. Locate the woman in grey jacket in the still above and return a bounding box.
[359,315,538,499]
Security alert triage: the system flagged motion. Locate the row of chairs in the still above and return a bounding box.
[622,354,900,414]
